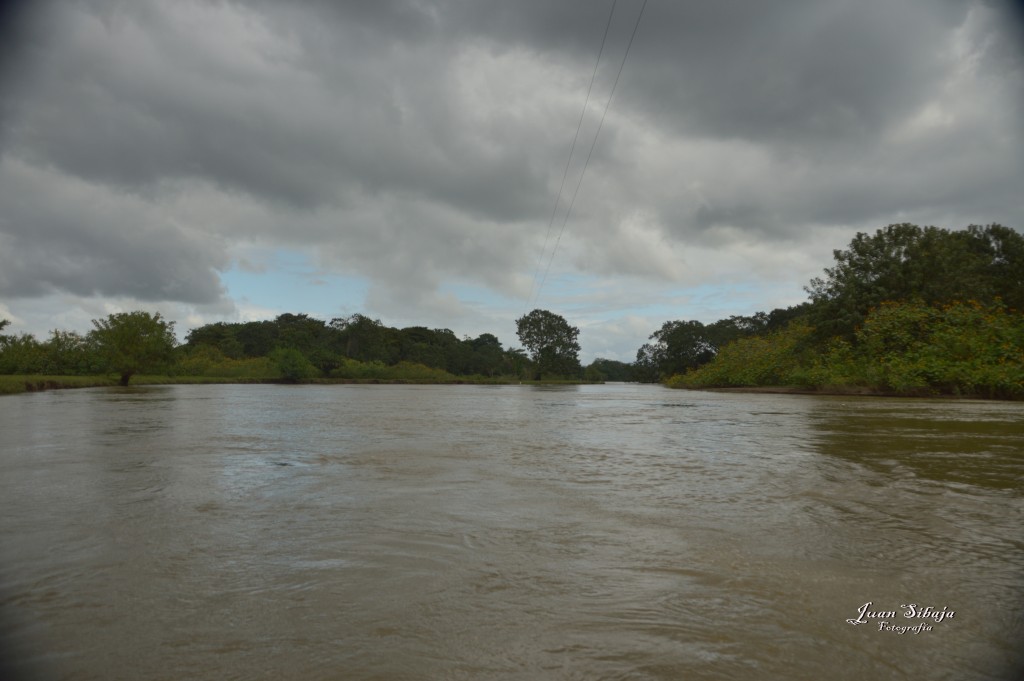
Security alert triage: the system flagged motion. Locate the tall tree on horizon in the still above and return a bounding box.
[515,309,581,380]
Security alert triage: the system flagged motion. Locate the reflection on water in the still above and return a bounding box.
[808,400,1024,490]
[1,384,1022,680]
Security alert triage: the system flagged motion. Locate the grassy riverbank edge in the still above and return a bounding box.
[667,383,1023,400]
[0,374,596,395]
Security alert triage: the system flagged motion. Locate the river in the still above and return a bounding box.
[1,383,1022,680]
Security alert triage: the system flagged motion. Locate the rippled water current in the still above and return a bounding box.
[1,383,1022,680]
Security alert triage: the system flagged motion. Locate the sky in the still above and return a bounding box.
[1,0,1022,363]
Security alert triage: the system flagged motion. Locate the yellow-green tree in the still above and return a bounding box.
[89,312,177,385]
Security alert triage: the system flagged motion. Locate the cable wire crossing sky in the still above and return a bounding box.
[0,0,1021,362]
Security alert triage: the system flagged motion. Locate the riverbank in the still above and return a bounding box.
[0,374,595,395]
[670,383,1023,400]
[0,375,254,395]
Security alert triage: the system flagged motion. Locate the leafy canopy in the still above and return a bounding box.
[89,311,177,385]
[515,309,581,379]
[806,223,1024,340]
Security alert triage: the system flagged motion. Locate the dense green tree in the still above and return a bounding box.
[463,333,505,376]
[584,358,634,382]
[973,223,1024,310]
[42,330,97,375]
[515,309,581,379]
[425,331,503,376]
[89,311,177,385]
[270,347,318,382]
[331,314,397,363]
[233,320,277,357]
[502,347,531,378]
[182,312,519,379]
[634,304,813,382]
[395,326,462,370]
[635,320,716,382]
[184,315,341,373]
[806,223,1024,340]
[0,328,45,374]
[273,314,341,374]
[185,322,245,358]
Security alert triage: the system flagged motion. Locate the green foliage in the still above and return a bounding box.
[670,323,815,388]
[672,302,1024,399]
[41,330,100,375]
[653,223,1023,399]
[176,345,279,378]
[515,309,581,379]
[459,333,505,376]
[851,300,1024,397]
[330,314,397,363]
[184,322,246,358]
[0,331,46,374]
[88,311,177,385]
[395,326,459,371]
[0,375,118,395]
[176,344,230,376]
[806,223,1024,340]
[635,320,717,381]
[3,309,547,386]
[329,359,459,382]
[635,308,808,382]
[1,323,103,375]
[502,348,532,379]
[330,358,389,380]
[182,312,526,379]
[270,347,319,382]
[584,358,634,382]
[205,357,279,379]
[802,337,864,388]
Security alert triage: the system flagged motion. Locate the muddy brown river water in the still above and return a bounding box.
[1,383,1022,680]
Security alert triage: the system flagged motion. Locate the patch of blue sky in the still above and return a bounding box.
[529,273,805,324]
[220,249,368,321]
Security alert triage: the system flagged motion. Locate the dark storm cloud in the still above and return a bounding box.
[617,1,965,141]
[4,0,557,213]
[0,0,1020,315]
[442,0,989,146]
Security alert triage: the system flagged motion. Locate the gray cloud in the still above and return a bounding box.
[0,158,228,303]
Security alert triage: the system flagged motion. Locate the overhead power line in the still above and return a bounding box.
[526,0,618,309]
[530,0,648,310]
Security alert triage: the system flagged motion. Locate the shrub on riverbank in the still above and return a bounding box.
[851,300,1024,398]
[670,301,1024,399]
[0,375,118,395]
[176,345,281,379]
[331,359,459,382]
[0,368,586,395]
[667,324,815,389]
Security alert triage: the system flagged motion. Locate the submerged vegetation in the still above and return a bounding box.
[2,223,1020,398]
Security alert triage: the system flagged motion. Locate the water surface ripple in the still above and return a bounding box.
[1,384,1022,680]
